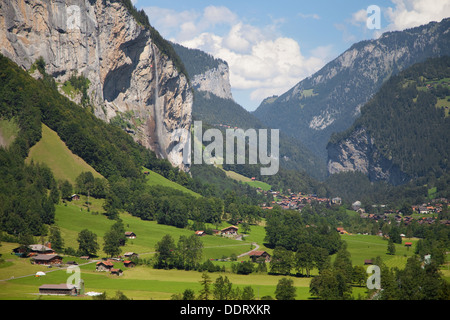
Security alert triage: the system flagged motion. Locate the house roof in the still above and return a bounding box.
[29,244,53,252]
[39,284,76,290]
[96,261,114,266]
[249,250,269,257]
[32,254,61,261]
[221,225,238,231]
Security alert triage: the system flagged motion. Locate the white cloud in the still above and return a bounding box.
[384,0,450,31]
[145,6,328,108]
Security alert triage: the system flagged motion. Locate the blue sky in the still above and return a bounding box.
[132,0,450,111]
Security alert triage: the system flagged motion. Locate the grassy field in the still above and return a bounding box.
[143,167,201,198]
[2,200,441,301]
[222,169,272,191]
[26,123,103,184]
[339,234,417,268]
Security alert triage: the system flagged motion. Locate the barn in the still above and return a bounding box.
[39,284,78,296]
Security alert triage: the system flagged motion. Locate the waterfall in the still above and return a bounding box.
[149,44,165,158]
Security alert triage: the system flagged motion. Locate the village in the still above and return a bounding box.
[258,189,450,228]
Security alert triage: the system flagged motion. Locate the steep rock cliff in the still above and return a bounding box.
[253,18,450,161]
[0,0,192,170]
[191,62,233,100]
[327,127,409,185]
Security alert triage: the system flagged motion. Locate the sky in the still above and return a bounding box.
[132,0,450,111]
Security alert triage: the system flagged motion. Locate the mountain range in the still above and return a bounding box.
[1,0,449,196]
[253,18,450,167]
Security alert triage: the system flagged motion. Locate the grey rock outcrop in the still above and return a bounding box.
[192,62,233,100]
[0,0,192,170]
[327,127,409,185]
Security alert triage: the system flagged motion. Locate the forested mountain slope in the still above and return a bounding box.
[253,18,450,164]
[327,56,450,186]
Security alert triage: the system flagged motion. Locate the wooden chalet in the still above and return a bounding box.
[31,254,62,265]
[195,230,205,236]
[124,260,135,268]
[220,225,239,236]
[125,231,136,239]
[96,261,114,271]
[39,284,77,296]
[110,268,123,276]
[71,194,80,201]
[13,244,55,257]
[123,252,139,259]
[249,250,271,262]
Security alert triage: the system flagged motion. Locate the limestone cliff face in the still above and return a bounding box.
[191,62,233,100]
[327,127,409,185]
[0,0,192,170]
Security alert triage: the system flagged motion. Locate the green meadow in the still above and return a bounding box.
[143,167,201,198]
[1,200,439,300]
[26,123,103,184]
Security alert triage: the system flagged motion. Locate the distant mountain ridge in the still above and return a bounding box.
[327,56,450,185]
[253,18,450,163]
[171,42,327,180]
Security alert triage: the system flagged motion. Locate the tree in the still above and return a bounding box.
[198,272,212,300]
[275,277,296,300]
[48,225,64,253]
[59,180,73,200]
[241,286,255,300]
[103,229,122,258]
[352,265,367,287]
[154,234,176,269]
[270,246,293,275]
[182,288,196,300]
[77,229,99,257]
[295,243,315,277]
[309,269,352,300]
[213,275,233,300]
[175,234,203,270]
[333,242,353,284]
[387,238,396,255]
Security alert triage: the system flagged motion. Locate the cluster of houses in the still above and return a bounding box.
[260,191,338,211]
[357,198,449,226]
[95,252,138,276]
[12,243,65,267]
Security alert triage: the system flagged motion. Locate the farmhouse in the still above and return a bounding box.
[39,284,78,296]
[96,261,114,271]
[195,230,205,236]
[125,231,136,239]
[124,260,135,268]
[220,226,239,236]
[71,194,80,201]
[123,252,139,259]
[110,268,123,276]
[13,244,55,256]
[249,250,271,262]
[31,254,62,265]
